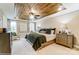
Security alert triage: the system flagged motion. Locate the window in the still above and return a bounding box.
[11,21,17,33]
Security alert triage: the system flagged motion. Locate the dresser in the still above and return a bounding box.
[0,33,11,54]
[56,33,74,48]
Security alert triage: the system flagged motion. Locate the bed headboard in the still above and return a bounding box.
[39,28,56,34]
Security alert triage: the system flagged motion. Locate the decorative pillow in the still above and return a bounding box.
[40,31,46,34]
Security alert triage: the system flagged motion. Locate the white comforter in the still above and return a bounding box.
[37,33,56,41]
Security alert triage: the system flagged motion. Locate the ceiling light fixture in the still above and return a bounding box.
[58,5,66,11]
[29,12,41,20]
[29,13,35,19]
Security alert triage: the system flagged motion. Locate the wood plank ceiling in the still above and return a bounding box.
[15,3,65,20]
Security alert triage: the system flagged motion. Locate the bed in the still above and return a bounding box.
[25,32,46,51]
[38,28,56,42]
[25,28,56,50]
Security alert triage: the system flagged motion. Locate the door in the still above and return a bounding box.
[29,22,36,32]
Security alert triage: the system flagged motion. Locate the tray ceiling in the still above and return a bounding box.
[15,3,64,20]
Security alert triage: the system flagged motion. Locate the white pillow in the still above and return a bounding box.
[51,30,54,34]
[40,31,46,34]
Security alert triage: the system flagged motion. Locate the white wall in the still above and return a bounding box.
[0,10,3,28]
[0,9,8,28]
[0,3,14,28]
[36,10,79,45]
[3,15,7,28]
[0,16,3,28]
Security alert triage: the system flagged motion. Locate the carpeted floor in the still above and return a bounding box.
[12,38,79,55]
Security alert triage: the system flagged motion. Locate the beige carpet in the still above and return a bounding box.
[12,38,79,55]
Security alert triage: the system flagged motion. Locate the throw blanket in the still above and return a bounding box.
[25,32,46,51]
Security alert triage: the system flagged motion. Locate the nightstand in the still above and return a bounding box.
[56,33,74,48]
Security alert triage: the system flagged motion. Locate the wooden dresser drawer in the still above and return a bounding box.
[56,33,74,48]
[67,35,74,48]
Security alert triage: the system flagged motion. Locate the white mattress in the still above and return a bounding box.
[37,33,56,41]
